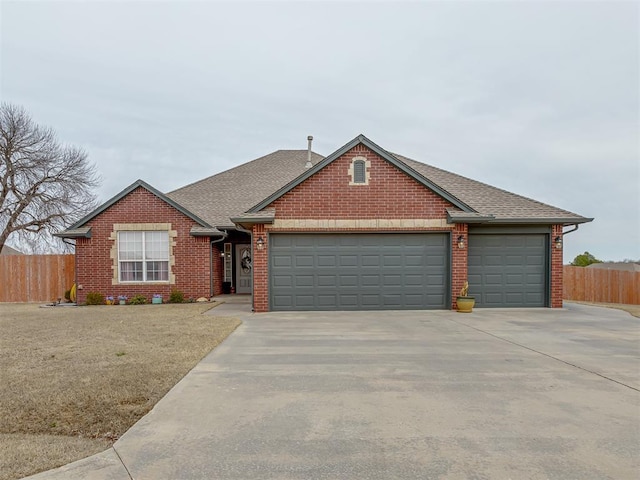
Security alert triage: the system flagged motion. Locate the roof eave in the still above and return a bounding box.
[189,227,226,237]
[53,227,92,239]
[479,217,594,225]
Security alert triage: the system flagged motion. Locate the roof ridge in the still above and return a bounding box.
[168,150,324,195]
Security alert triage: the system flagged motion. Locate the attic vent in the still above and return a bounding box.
[353,160,366,183]
[348,156,370,186]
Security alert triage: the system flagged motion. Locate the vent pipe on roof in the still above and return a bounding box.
[305,135,313,169]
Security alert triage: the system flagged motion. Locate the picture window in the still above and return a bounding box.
[118,231,169,282]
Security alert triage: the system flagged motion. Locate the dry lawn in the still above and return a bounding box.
[0,302,241,480]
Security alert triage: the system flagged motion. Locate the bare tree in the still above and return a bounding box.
[0,103,101,253]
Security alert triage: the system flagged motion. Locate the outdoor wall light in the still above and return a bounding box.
[256,236,265,250]
[457,235,465,249]
[554,236,563,249]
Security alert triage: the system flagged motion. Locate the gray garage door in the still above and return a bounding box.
[270,233,449,311]
[468,234,547,307]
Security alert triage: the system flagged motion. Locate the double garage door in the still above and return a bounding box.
[270,233,448,311]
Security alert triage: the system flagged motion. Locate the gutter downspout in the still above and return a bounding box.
[562,224,579,236]
[210,231,228,299]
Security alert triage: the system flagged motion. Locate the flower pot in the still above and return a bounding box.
[152,297,162,304]
[119,300,126,305]
[456,296,475,313]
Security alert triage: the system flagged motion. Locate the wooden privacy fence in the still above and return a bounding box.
[0,254,75,302]
[563,266,640,305]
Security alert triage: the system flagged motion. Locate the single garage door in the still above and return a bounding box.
[468,234,547,307]
[270,233,448,311]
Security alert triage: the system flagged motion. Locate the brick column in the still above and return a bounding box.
[212,244,223,296]
[451,224,468,310]
[252,224,269,312]
[550,224,564,308]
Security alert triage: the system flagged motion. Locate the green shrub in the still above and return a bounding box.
[168,289,185,304]
[128,294,147,305]
[85,292,105,306]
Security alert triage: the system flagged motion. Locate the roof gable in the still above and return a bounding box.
[247,134,473,213]
[65,179,213,231]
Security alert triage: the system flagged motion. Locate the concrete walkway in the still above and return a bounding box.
[26,303,639,479]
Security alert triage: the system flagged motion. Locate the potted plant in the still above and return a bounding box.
[105,295,115,305]
[152,293,163,304]
[456,281,475,313]
[118,295,127,305]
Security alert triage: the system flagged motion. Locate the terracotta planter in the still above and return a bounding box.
[456,296,475,313]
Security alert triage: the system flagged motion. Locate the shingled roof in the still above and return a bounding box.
[393,153,590,223]
[166,139,590,228]
[167,150,324,229]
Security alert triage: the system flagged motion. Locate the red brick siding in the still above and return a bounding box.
[254,144,463,310]
[252,224,268,312]
[551,224,563,308]
[212,244,223,296]
[270,144,452,220]
[451,224,469,310]
[75,187,211,303]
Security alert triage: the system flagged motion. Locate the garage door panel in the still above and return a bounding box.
[270,233,448,310]
[339,255,358,267]
[526,255,544,266]
[339,275,358,287]
[469,234,547,308]
[383,274,402,286]
[272,256,292,267]
[338,294,358,306]
[318,275,336,287]
[362,274,381,286]
[361,255,379,267]
[295,256,314,267]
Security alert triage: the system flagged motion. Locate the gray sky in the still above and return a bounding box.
[1,0,638,262]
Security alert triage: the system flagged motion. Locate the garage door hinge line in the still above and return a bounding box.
[449,318,640,393]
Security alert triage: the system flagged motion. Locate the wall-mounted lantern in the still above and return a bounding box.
[554,236,563,249]
[256,236,265,250]
[457,235,465,249]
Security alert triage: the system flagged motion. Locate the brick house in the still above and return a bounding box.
[57,134,592,311]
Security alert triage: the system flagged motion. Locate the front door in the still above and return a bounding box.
[235,244,252,294]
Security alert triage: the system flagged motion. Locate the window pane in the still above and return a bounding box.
[120,261,143,281]
[118,231,143,260]
[146,261,169,281]
[145,231,168,260]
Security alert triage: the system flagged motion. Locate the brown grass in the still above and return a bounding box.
[0,302,241,480]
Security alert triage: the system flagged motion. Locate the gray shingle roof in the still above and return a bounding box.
[167,144,590,228]
[167,150,323,229]
[393,153,590,223]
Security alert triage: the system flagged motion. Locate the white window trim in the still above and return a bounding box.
[348,156,371,185]
[109,223,177,285]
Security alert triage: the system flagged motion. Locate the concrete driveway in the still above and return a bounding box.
[28,302,639,479]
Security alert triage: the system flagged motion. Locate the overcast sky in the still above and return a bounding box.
[1,0,638,262]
